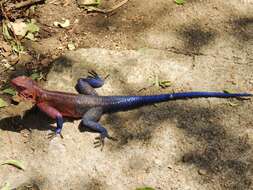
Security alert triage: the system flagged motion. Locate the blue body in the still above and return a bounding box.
[101,92,252,112]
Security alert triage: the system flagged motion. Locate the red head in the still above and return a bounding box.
[11,76,41,102]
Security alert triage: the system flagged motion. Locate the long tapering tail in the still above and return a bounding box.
[103,92,252,112]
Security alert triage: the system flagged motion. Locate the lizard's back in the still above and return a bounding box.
[39,90,115,118]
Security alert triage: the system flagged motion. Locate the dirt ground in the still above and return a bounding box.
[0,0,253,189]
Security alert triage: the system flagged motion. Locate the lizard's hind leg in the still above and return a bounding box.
[75,70,104,95]
[82,107,117,150]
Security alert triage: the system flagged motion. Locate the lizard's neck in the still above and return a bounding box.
[34,86,44,102]
[36,88,78,103]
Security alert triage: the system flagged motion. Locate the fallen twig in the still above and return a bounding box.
[0,4,19,43]
[13,0,45,9]
[87,0,129,14]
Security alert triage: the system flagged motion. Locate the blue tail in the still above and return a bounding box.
[104,92,252,112]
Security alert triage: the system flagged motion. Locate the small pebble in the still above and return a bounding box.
[198,169,207,175]
[107,26,117,32]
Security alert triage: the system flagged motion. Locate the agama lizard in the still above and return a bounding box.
[11,72,252,147]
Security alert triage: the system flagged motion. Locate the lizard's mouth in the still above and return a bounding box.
[18,90,36,103]
[21,92,34,100]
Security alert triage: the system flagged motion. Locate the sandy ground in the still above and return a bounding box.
[0,0,253,189]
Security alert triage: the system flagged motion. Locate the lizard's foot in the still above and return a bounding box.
[80,70,104,88]
[88,70,110,81]
[87,70,110,81]
[94,133,117,151]
[48,128,64,139]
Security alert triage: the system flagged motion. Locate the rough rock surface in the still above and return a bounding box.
[1,48,252,190]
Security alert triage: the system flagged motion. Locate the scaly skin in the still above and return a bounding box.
[11,72,252,148]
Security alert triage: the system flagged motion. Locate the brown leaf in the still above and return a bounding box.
[0,41,12,52]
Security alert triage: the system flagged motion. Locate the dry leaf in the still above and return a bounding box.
[1,160,25,170]
[54,19,70,28]
[0,98,8,108]
[10,20,28,37]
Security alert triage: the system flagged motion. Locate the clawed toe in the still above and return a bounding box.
[88,70,98,79]
[93,134,117,150]
[94,136,105,150]
[104,74,110,80]
[48,131,63,140]
[107,135,118,141]
[88,70,110,81]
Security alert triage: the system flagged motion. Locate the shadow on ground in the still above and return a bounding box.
[105,102,252,189]
[230,16,253,43]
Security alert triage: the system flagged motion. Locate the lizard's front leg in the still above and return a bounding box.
[75,70,104,95]
[82,107,117,150]
[37,102,64,138]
